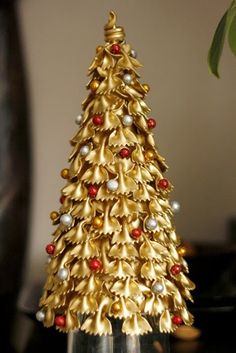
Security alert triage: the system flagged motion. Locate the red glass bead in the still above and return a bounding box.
[131,228,142,239]
[147,118,156,129]
[54,315,66,327]
[170,264,182,275]
[119,148,131,158]
[88,185,99,198]
[45,243,55,255]
[158,178,169,189]
[60,195,66,204]
[92,115,104,126]
[111,43,121,54]
[89,258,102,271]
[172,315,183,325]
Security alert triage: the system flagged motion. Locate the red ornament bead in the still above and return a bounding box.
[170,264,182,275]
[172,315,183,326]
[111,43,121,54]
[45,243,55,255]
[119,148,131,158]
[88,185,99,198]
[147,118,156,129]
[131,228,142,239]
[158,178,169,189]
[60,195,66,204]
[54,315,66,327]
[92,115,104,126]
[89,258,102,271]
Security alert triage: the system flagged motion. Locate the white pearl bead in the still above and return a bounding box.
[57,267,69,281]
[123,73,132,84]
[152,282,164,293]
[122,114,133,126]
[60,213,73,226]
[36,310,45,322]
[79,145,90,156]
[146,217,158,230]
[130,49,137,58]
[75,114,83,125]
[171,201,181,213]
[107,179,119,192]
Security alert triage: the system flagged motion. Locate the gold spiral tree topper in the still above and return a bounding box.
[104,11,125,42]
[36,11,195,336]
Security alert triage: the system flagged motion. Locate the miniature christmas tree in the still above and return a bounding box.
[36,11,195,336]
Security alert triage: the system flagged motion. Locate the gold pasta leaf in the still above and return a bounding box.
[139,239,167,260]
[44,307,55,327]
[71,260,91,278]
[180,307,194,326]
[131,144,145,164]
[75,275,102,294]
[109,243,139,259]
[70,241,99,259]
[122,314,152,335]
[69,294,98,314]
[81,165,109,183]
[81,313,112,336]
[85,141,114,166]
[71,199,95,219]
[159,310,172,333]
[106,260,135,278]
[111,197,141,217]
[110,278,141,297]
[109,127,137,147]
[65,310,80,331]
[141,261,157,280]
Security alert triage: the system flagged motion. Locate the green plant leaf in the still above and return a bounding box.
[208,10,228,78]
[228,7,236,56]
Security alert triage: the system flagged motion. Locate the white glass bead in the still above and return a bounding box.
[123,73,132,84]
[60,213,73,226]
[145,217,158,230]
[122,114,133,126]
[57,267,69,281]
[36,310,45,322]
[107,179,119,192]
[75,114,83,125]
[79,145,90,156]
[130,49,137,58]
[171,201,181,213]
[152,282,164,293]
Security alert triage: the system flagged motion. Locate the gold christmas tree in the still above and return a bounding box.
[36,11,195,336]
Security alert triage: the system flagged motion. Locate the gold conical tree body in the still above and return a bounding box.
[37,11,195,336]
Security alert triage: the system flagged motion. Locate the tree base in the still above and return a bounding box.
[67,318,170,353]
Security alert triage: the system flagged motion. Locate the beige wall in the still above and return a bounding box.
[18,0,236,282]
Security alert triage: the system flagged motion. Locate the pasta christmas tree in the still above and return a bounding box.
[36,11,195,336]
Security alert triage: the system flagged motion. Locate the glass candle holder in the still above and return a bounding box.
[67,318,170,353]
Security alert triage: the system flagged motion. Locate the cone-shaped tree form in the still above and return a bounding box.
[37,11,195,336]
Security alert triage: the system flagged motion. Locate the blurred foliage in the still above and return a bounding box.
[208,0,236,78]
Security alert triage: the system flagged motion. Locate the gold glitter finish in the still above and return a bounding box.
[61,168,70,179]
[50,211,59,221]
[39,11,195,336]
[92,216,103,229]
[178,245,187,257]
[143,83,150,93]
[144,149,155,161]
[90,80,100,92]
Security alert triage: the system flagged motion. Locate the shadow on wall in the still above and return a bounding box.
[0,1,31,350]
